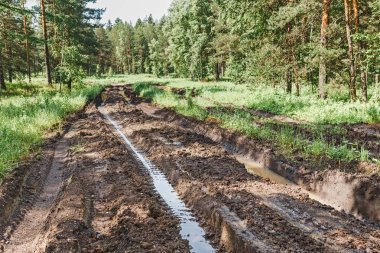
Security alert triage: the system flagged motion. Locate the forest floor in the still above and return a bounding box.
[1,84,379,252]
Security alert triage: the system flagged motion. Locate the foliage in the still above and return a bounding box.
[56,46,87,86]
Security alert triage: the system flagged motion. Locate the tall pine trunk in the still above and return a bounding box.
[286,68,292,94]
[344,0,357,101]
[214,62,220,81]
[293,55,300,96]
[352,0,367,101]
[318,0,331,99]
[361,70,368,100]
[41,0,52,85]
[0,51,6,90]
[286,22,293,94]
[7,44,13,83]
[24,16,31,83]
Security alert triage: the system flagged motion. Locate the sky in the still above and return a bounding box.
[26,0,173,24]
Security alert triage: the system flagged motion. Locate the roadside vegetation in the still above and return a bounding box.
[0,80,105,179]
[100,75,378,169]
[132,76,380,124]
[1,0,379,176]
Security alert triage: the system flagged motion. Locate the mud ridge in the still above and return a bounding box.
[1,101,191,252]
[127,86,380,222]
[102,85,380,252]
[0,112,81,246]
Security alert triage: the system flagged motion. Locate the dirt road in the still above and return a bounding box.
[1,85,379,252]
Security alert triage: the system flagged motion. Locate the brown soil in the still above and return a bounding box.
[1,85,379,253]
[103,86,380,251]
[0,104,189,253]
[132,84,380,221]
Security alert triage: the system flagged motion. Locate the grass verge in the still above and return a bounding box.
[92,74,380,124]
[0,81,105,179]
[131,81,376,168]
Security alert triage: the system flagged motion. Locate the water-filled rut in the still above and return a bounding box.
[2,86,379,253]
[102,85,380,252]
[1,103,193,253]
[99,107,216,253]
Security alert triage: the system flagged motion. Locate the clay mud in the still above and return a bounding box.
[1,85,379,253]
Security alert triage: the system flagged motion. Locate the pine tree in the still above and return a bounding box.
[319,0,332,99]
[40,0,52,85]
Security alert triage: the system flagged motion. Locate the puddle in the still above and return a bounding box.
[236,156,335,205]
[236,155,294,185]
[99,108,215,253]
[235,155,366,217]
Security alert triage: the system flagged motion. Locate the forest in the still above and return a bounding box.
[1,0,379,101]
[1,0,380,252]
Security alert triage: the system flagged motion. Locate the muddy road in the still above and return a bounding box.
[1,85,379,252]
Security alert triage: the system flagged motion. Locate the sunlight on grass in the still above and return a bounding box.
[131,80,374,164]
[102,74,380,124]
[0,80,105,179]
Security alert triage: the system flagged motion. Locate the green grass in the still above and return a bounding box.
[103,74,380,124]
[3,74,375,179]
[130,80,375,165]
[0,79,106,179]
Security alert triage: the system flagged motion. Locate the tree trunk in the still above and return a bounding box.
[41,0,52,85]
[8,68,12,83]
[361,71,367,101]
[7,44,13,83]
[221,60,225,77]
[68,77,72,92]
[0,52,5,90]
[286,21,293,94]
[344,0,357,101]
[352,0,367,101]
[214,62,220,81]
[293,55,300,96]
[286,68,292,94]
[352,0,359,31]
[318,0,332,99]
[24,16,31,83]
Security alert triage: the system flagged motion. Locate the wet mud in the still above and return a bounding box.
[101,86,380,252]
[136,86,380,222]
[1,85,379,253]
[1,104,190,253]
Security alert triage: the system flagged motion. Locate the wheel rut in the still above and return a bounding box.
[1,104,191,253]
[100,85,380,252]
[1,85,379,253]
[3,131,70,253]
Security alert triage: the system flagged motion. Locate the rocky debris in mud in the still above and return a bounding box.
[102,85,380,252]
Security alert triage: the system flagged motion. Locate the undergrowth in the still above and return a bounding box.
[132,81,373,165]
[113,74,380,124]
[0,81,105,179]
